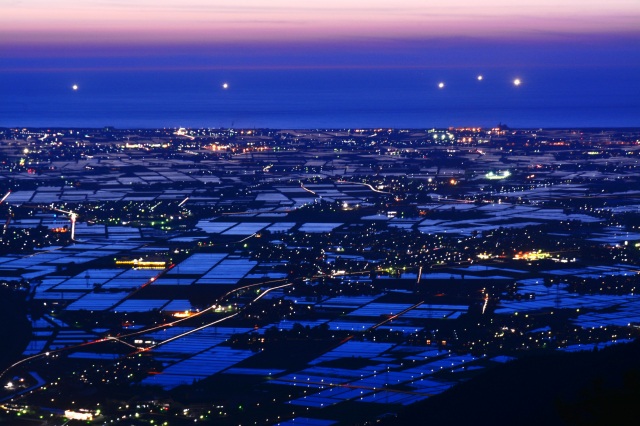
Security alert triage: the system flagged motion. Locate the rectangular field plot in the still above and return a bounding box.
[101,278,150,290]
[112,299,168,312]
[310,341,395,365]
[167,253,228,275]
[298,223,343,233]
[51,278,99,291]
[75,269,123,280]
[141,346,256,390]
[347,303,414,317]
[318,295,382,309]
[23,340,48,356]
[222,222,271,236]
[197,258,258,283]
[147,327,254,354]
[356,390,430,406]
[152,278,195,286]
[65,292,128,311]
[196,220,237,234]
[118,268,162,279]
[162,300,193,312]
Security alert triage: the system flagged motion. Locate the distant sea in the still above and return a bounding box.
[1,67,638,129]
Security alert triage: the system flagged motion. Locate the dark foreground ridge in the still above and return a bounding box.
[385,340,640,426]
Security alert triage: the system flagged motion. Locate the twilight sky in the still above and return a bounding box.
[1,1,639,128]
[2,0,640,70]
[3,1,640,49]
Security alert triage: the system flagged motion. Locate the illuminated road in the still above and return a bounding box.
[337,299,425,346]
[0,280,295,408]
[1,257,503,386]
[299,182,318,196]
[370,301,425,330]
[336,179,391,194]
[131,282,293,355]
[0,275,293,380]
[119,277,291,339]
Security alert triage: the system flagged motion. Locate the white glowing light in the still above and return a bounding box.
[513,78,521,86]
[477,75,483,81]
[486,170,511,180]
[438,82,445,89]
[72,84,78,91]
[222,83,229,89]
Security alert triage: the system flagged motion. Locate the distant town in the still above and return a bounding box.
[1,126,640,425]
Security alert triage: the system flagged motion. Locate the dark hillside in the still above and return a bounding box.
[383,341,640,426]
